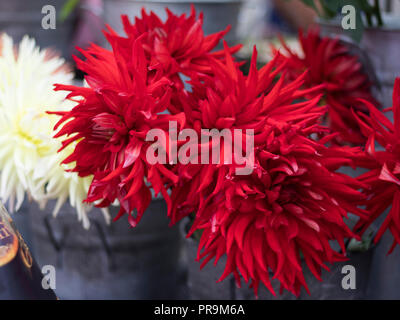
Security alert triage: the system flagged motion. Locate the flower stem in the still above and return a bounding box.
[374,0,384,26]
[365,10,373,27]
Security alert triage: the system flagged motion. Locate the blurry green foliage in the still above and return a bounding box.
[60,0,80,22]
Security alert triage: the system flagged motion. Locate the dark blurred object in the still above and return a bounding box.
[102,0,242,48]
[70,0,104,79]
[0,0,75,61]
[70,0,104,56]
[30,199,186,299]
[0,203,57,300]
[271,0,317,33]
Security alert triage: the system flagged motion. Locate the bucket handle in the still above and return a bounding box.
[92,219,115,272]
[43,214,115,271]
[44,214,70,268]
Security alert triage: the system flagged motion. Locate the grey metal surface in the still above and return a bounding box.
[180,219,235,300]
[181,219,374,300]
[366,231,400,299]
[29,199,186,299]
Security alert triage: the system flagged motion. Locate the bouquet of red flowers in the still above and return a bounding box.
[51,7,396,297]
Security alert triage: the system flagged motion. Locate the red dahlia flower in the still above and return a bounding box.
[52,35,184,227]
[195,126,366,297]
[169,47,366,296]
[169,44,324,223]
[51,8,238,227]
[353,78,400,253]
[276,28,378,145]
[104,6,241,88]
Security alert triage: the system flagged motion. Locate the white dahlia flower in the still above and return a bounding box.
[0,34,107,228]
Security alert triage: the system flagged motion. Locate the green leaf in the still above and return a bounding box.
[318,0,342,19]
[59,0,80,22]
[300,0,320,14]
[347,231,373,252]
[301,0,317,9]
[322,0,342,14]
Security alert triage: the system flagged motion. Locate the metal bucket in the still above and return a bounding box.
[29,199,185,299]
[365,229,400,299]
[180,218,235,299]
[236,251,374,300]
[181,219,374,300]
[103,0,242,46]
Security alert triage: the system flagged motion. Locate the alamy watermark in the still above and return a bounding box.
[145,121,255,175]
[41,265,56,290]
[41,5,56,30]
[342,5,357,30]
[341,264,356,290]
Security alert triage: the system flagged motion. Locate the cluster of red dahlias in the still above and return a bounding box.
[275,28,379,145]
[52,7,236,226]
[352,79,400,254]
[52,7,398,297]
[169,44,367,296]
[276,27,400,259]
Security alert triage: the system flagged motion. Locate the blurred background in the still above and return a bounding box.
[2,0,400,64]
[2,0,400,300]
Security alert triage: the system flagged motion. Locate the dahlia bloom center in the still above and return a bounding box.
[12,110,53,157]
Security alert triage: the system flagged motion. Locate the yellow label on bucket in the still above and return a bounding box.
[0,220,18,267]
